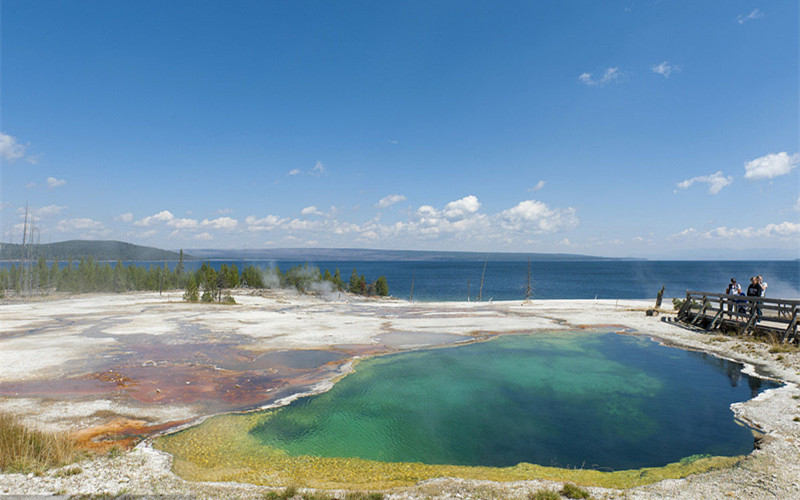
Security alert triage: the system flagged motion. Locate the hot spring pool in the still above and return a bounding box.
[155,330,778,488]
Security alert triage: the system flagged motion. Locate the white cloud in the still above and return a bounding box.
[651,61,679,78]
[743,152,799,180]
[417,205,437,217]
[500,199,578,232]
[529,180,546,192]
[129,210,200,230]
[579,67,625,86]
[244,195,578,246]
[737,9,763,24]
[763,222,800,236]
[674,221,800,240]
[26,182,37,189]
[377,194,407,208]
[675,171,733,194]
[35,205,68,217]
[56,218,108,237]
[46,177,66,189]
[795,195,800,212]
[201,216,238,230]
[301,206,324,216]
[287,169,301,176]
[216,208,234,215]
[194,232,213,241]
[135,210,175,227]
[245,215,284,231]
[0,132,26,162]
[311,161,326,176]
[442,195,481,219]
[670,227,697,239]
[169,218,199,229]
[15,204,67,224]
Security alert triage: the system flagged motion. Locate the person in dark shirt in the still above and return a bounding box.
[746,276,763,318]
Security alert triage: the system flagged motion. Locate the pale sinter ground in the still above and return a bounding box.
[1,289,798,499]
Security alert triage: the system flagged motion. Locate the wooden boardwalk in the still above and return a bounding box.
[675,290,799,343]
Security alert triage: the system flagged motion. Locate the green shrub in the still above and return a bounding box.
[345,493,384,500]
[529,490,560,500]
[264,486,298,500]
[560,482,591,499]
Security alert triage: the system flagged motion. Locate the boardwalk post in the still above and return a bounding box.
[709,308,724,330]
[691,297,709,325]
[785,306,798,343]
[655,286,664,309]
[742,308,759,336]
[677,291,692,320]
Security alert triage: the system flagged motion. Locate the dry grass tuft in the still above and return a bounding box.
[768,343,797,354]
[529,489,560,500]
[560,482,591,499]
[0,413,82,474]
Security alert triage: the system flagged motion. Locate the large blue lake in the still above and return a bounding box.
[8,258,796,301]
[171,259,798,301]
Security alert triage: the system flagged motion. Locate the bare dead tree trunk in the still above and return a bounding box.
[524,258,532,303]
[21,204,29,296]
[478,255,487,302]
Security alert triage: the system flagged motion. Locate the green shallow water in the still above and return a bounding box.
[156,330,780,488]
[247,330,777,470]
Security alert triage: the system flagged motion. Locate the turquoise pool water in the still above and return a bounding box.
[249,331,778,470]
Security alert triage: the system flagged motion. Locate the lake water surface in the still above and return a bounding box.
[172,259,800,301]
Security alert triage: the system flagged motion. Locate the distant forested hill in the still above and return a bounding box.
[186,247,629,261]
[0,240,186,261]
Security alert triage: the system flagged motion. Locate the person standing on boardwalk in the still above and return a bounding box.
[747,276,764,318]
[726,278,741,316]
[757,275,768,296]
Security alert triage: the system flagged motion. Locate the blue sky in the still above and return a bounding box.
[1,0,797,258]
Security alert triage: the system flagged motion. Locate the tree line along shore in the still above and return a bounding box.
[0,251,389,301]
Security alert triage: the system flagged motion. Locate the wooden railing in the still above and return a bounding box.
[676,290,800,343]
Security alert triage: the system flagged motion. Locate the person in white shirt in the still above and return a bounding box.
[726,278,741,316]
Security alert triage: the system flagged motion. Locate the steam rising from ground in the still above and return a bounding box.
[259,267,282,289]
[258,265,345,301]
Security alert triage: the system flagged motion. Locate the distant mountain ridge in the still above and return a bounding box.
[186,247,629,262]
[0,240,185,261]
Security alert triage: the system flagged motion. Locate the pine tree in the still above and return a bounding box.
[333,268,343,290]
[375,276,389,296]
[176,249,185,276]
[184,276,199,302]
[112,259,127,292]
[349,268,359,293]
